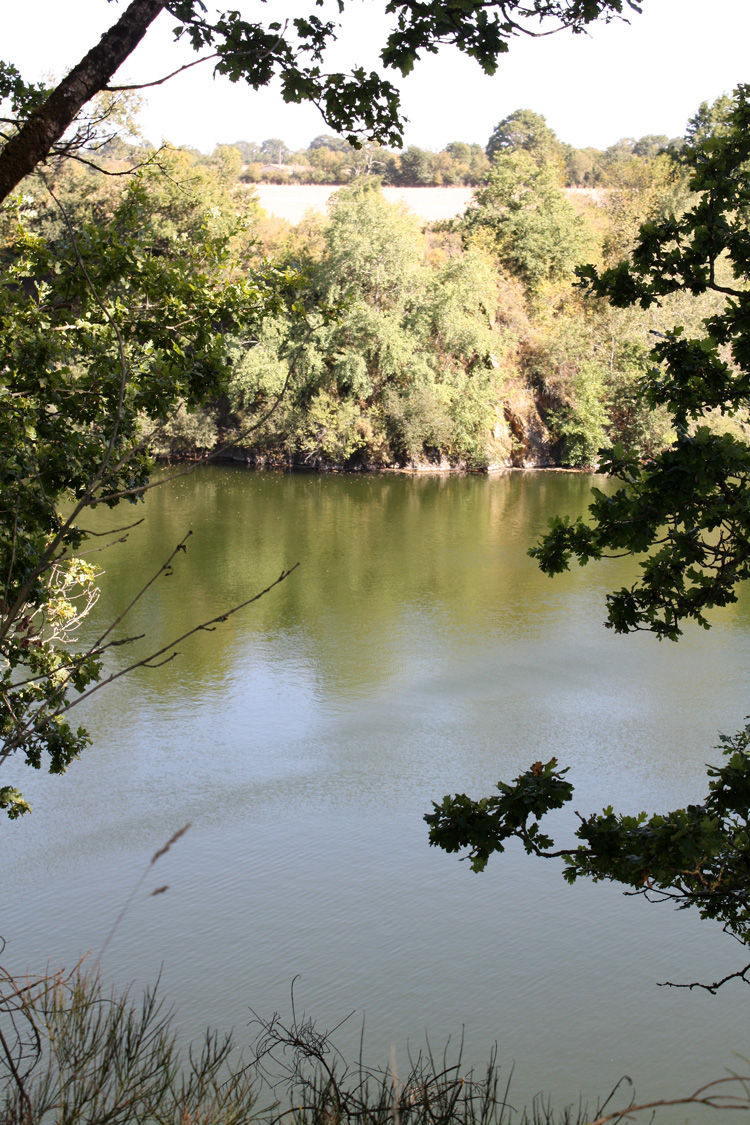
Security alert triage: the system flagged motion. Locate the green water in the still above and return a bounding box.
[3,467,750,1118]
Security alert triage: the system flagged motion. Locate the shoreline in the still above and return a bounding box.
[154,451,596,475]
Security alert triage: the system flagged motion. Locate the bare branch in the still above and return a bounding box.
[588,1072,750,1125]
[50,562,300,720]
[658,962,750,994]
[106,53,219,91]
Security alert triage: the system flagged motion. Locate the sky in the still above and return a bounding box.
[5,0,750,154]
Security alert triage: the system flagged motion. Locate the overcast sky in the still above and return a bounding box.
[5,0,750,153]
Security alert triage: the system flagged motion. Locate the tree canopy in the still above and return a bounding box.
[485,108,563,166]
[533,84,750,641]
[461,149,591,289]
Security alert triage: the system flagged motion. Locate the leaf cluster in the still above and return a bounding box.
[427,724,750,945]
[531,84,750,638]
[425,758,574,872]
[161,1,637,150]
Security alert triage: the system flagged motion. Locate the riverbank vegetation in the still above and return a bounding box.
[14,100,733,475]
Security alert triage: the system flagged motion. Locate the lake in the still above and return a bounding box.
[3,466,750,1120]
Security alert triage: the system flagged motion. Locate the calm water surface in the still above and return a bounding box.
[4,468,750,1118]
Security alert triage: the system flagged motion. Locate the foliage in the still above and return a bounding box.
[228,187,508,467]
[485,109,564,167]
[600,151,687,262]
[221,122,680,189]
[428,85,750,980]
[138,399,219,455]
[685,93,733,146]
[0,167,300,817]
[548,360,610,467]
[531,83,750,641]
[0,0,639,206]
[0,0,692,814]
[462,152,592,290]
[427,724,750,949]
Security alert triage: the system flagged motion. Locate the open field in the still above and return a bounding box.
[253,184,475,223]
[252,184,604,224]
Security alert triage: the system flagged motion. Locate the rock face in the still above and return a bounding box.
[484,384,557,469]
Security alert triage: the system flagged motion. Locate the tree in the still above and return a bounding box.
[0,0,643,815]
[394,145,435,185]
[685,93,733,146]
[632,133,670,158]
[536,84,750,641]
[226,138,263,163]
[309,134,352,152]
[227,186,505,467]
[260,138,291,164]
[461,150,592,290]
[0,158,303,819]
[426,84,750,972]
[485,108,563,167]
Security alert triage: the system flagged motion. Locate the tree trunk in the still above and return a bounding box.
[0,0,167,204]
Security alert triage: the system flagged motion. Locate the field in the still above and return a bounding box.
[253,184,476,223]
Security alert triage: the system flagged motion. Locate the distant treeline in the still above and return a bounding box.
[196,108,685,188]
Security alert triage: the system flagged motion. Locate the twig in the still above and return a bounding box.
[658,962,750,994]
[587,1072,750,1124]
[106,53,220,91]
[50,562,299,719]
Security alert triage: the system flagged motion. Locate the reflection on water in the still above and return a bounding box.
[3,467,750,1119]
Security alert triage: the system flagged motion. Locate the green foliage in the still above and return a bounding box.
[685,93,733,146]
[228,187,508,467]
[430,85,750,965]
[427,724,750,947]
[549,361,610,467]
[462,152,592,290]
[160,1,637,154]
[426,757,574,872]
[0,167,297,817]
[0,0,662,816]
[532,83,750,641]
[139,400,219,455]
[485,109,563,167]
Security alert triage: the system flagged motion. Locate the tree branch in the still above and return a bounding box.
[0,0,167,204]
[658,962,750,994]
[105,53,219,91]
